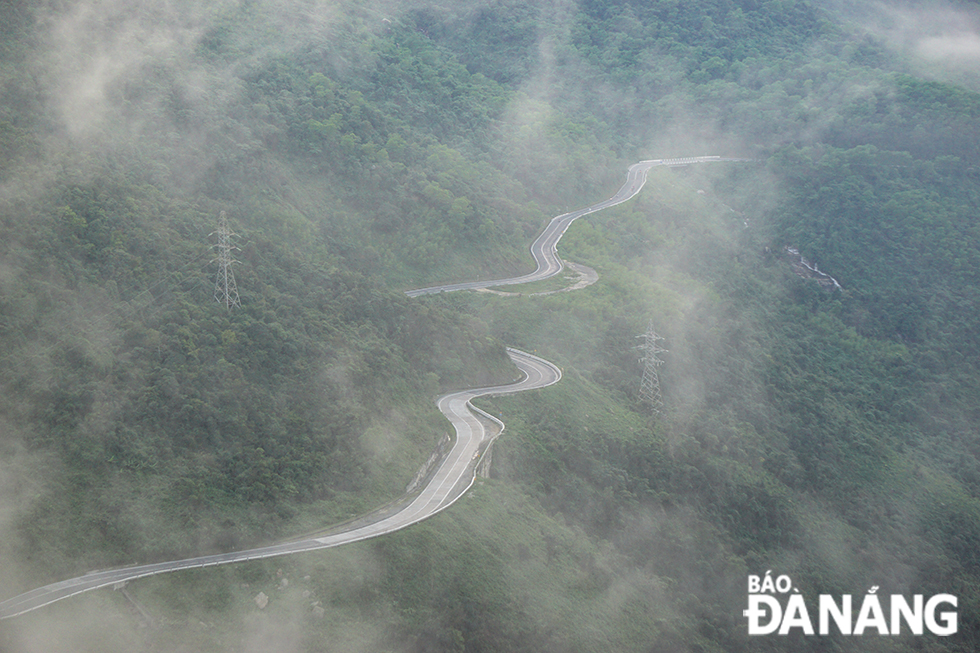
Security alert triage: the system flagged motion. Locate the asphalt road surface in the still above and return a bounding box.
[405,156,739,297]
[1,155,741,618]
[0,349,559,619]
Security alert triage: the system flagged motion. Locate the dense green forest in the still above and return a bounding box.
[1,0,979,651]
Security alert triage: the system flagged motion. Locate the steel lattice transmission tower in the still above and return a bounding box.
[636,322,667,415]
[210,211,242,309]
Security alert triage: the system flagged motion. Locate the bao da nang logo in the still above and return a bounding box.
[744,572,958,636]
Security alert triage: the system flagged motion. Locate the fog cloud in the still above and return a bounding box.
[917,30,980,63]
[841,1,980,73]
[42,0,218,139]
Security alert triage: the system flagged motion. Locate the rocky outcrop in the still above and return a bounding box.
[406,433,451,493]
[784,247,842,290]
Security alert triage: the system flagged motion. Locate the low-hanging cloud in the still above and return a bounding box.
[42,0,219,139]
[839,0,980,71]
[917,30,980,63]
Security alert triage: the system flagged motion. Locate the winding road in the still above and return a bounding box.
[0,155,735,619]
[0,349,559,619]
[406,156,743,296]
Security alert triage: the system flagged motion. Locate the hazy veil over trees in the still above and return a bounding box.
[1,0,979,651]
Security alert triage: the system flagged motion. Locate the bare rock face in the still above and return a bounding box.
[254,591,269,609]
[784,246,842,290]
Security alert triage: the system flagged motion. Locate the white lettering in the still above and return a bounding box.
[760,571,776,594]
[854,594,889,635]
[890,595,923,635]
[818,594,852,635]
[775,575,792,593]
[925,594,957,636]
[779,594,814,635]
[746,584,958,637]
[744,595,781,635]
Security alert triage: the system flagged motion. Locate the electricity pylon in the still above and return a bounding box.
[210,211,241,309]
[636,322,667,415]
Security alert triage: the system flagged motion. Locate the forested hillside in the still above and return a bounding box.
[1,0,979,651]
